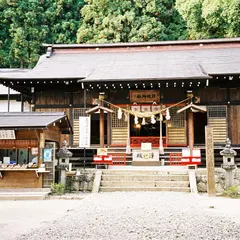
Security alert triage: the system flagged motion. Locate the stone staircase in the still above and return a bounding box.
[0,188,51,200]
[99,169,190,192]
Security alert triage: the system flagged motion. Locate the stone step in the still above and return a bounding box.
[101,175,189,181]
[101,180,189,188]
[99,186,190,192]
[101,170,188,175]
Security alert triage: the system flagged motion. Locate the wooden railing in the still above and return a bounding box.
[130,137,167,148]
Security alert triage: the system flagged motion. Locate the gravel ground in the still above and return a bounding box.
[3,192,237,240]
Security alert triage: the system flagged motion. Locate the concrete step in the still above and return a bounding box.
[0,188,51,192]
[0,192,49,200]
[101,180,189,188]
[99,186,190,192]
[0,188,51,200]
[101,174,189,181]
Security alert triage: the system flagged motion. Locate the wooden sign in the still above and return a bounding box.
[130,90,160,103]
[79,116,91,148]
[0,130,15,139]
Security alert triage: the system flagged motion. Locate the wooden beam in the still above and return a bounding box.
[205,126,216,196]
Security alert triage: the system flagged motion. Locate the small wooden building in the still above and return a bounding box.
[1,38,240,166]
[0,112,72,188]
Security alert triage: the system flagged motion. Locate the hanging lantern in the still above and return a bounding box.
[151,115,156,124]
[134,115,138,124]
[166,109,171,120]
[117,108,123,119]
[142,118,146,125]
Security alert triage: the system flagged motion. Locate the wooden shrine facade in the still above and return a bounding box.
[0,38,240,149]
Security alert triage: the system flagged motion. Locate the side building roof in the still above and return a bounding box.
[0,112,72,133]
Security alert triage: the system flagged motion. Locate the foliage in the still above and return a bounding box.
[65,176,77,192]
[0,0,85,68]
[222,186,240,198]
[175,0,240,39]
[77,0,187,43]
[51,183,65,195]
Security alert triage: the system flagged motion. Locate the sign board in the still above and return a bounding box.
[3,157,10,164]
[43,148,52,162]
[132,150,159,162]
[182,148,201,164]
[97,148,108,156]
[79,116,91,148]
[0,130,15,139]
[130,90,160,103]
[141,143,152,151]
[31,147,38,155]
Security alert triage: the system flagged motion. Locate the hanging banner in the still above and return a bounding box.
[130,90,160,103]
[141,105,151,112]
[79,116,91,148]
[131,105,141,112]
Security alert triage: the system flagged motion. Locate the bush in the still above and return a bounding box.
[223,186,240,198]
[65,177,76,193]
[51,183,65,195]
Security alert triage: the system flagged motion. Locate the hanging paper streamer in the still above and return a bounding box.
[166,109,171,120]
[117,108,123,119]
[151,115,156,124]
[134,115,138,124]
[124,112,128,122]
[142,118,146,125]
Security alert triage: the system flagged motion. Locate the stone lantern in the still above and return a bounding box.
[56,140,73,185]
[220,138,237,188]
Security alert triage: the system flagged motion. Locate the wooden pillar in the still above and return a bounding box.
[188,111,194,155]
[99,93,105,148]
[107,113,111,147]
[227,88,232,140]
[205,126,216,196]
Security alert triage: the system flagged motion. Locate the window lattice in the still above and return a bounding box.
[73,108,89,119]
[111,106,128,128]
[207,106,227,118]
[169,106,185,128]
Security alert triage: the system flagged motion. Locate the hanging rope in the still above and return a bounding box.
[103,96,192,118]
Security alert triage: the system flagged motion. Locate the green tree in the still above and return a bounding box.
[49,0,85,44]
[77,0,187,43]
[0,0,85,68]
[176,0,240,39]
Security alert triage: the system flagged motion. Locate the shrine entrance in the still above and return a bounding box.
[130,115,166,147]
[194,112,207,144]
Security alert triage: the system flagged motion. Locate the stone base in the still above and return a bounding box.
[132,161,160,166]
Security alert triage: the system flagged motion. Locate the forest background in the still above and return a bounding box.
[0,0,239,68]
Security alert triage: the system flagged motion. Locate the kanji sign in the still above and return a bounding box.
[130,90,160,103]
[79,116,91,148]
[0,130,15,139]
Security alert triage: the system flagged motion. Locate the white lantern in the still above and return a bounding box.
[142,118,146,125]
